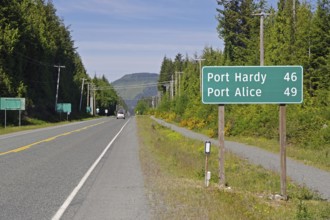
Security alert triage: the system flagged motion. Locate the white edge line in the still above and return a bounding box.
[52,118,131,220]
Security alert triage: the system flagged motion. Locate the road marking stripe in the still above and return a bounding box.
[52,119,131,220]
[0,121,105,156]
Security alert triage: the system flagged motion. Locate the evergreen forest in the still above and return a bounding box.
[156,0,330,155]
[0,0,119,124]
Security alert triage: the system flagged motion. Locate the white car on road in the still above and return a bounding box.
[116,110,125,119]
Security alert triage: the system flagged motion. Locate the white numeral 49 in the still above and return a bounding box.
[284,87,297,96]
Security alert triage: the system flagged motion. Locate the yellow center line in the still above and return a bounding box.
[0,121,106,156]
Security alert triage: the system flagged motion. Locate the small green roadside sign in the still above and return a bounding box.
[56,103,71,113]
[202,66,303,104]
[0,97,26,128]
[0,98,25,110]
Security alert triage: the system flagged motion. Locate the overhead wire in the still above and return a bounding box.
[10,50,53,67]
[8,46,168,90]
[94,81,171,90]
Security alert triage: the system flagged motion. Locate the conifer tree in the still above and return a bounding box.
[309,0,330,91]
[216,0,261,65]
[158,56,174,93]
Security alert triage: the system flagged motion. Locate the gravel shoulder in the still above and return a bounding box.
[151,116,330,201]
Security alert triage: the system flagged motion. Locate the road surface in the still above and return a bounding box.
[0,117,150,219]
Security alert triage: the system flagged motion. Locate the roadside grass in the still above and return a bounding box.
[226,136,330,172]
[157,112,330,172]
[137,116,330,219]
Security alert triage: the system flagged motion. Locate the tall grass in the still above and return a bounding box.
[137,116,330,219]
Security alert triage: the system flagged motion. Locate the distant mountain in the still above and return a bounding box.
[111,73,159,111]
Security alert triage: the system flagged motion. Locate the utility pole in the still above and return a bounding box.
[254,11,288,199]
[175,71,178,97]
[158,91,162,106]
[253,12,269,66]
[89,83,95,115]
[86,83,97,116]
[86,83,90,112]
[194,57,205,93]
[93,84,96,116]
[54,64,65,111]
[165,83,170,97]
[175,71,183,97]
[79,78,85,111]
[152,96,155,108]
[171,74,174,100]
[287,0,296,200]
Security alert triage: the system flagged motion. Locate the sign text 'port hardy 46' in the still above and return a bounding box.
[202,66,303,104]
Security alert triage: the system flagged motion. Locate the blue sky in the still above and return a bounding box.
[52,0,279,82]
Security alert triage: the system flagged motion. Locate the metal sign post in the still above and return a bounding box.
[218,105,225,186]
[280,104,287,199]
[4,109,6,129]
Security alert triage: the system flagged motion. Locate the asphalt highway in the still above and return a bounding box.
[0,117,150,219]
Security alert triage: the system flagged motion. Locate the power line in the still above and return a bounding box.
[12,50,54,67]
[97,81,172,91]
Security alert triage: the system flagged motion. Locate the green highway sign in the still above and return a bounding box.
[56,103,72,113]
[202,66,303,104]
[0,98,25,110]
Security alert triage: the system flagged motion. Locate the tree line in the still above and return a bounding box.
[156,0,330,150]
[0,0,119,124]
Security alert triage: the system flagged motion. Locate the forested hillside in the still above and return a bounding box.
[0,0,119,123]
[156,0,330,154]
[112,73,159,112]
